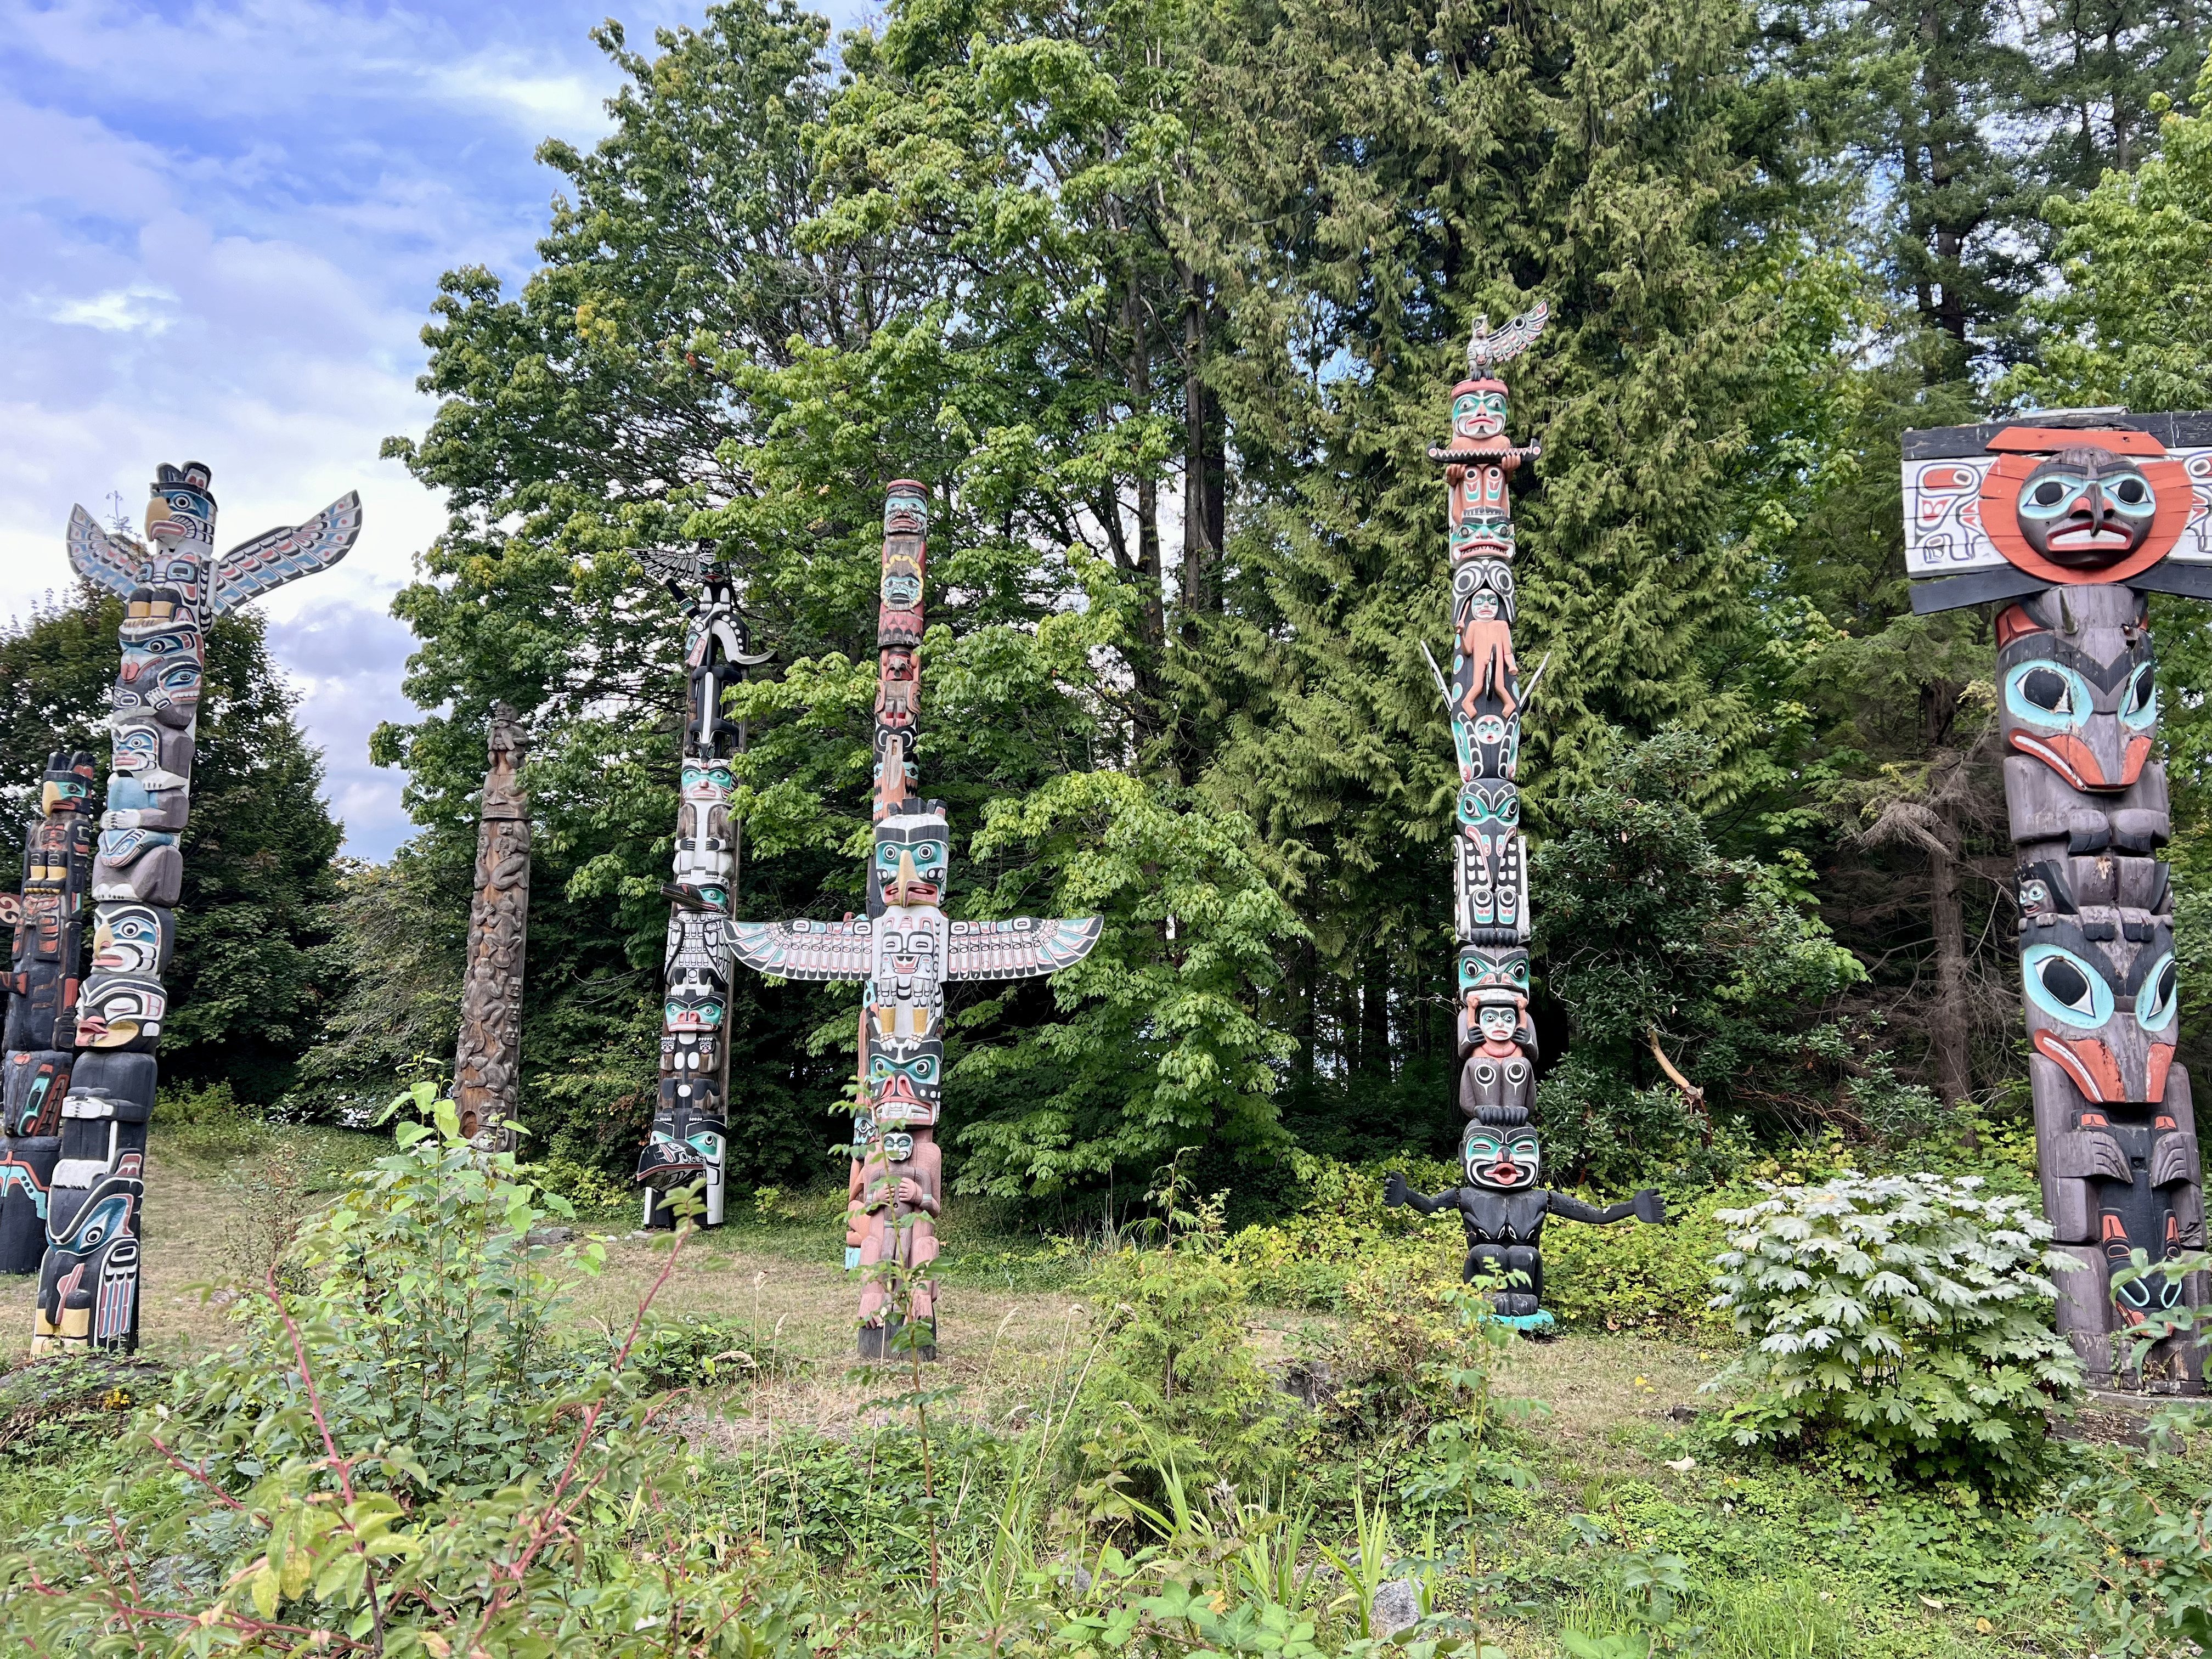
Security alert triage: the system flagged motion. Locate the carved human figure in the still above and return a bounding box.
[1900,417,2212,1390]
[728,481,1103,1357]
[636,546,767,1230]
[1384,1128,1666,1316]
[854,1124,942,1357]
[0,751,97,1275]
[28,458,358,1350]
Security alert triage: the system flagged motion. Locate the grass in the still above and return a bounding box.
[2,1122,2186,1658]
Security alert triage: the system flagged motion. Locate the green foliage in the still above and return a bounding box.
[1072,1174,1302,1516]
[1534,727,1933,1183]
[0,585,343,1102]
[1709,1172,2083,1493]
[2005,54,2212,417]
[1543,1192,1740,1341]
[2038,1408,2212,1657]
[956,772,1304,1195]
[0,1087,828,1656]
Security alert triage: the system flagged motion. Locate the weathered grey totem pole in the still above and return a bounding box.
[1904,410,2212,1391]
[634,548,770,1230]
[729,482,1102,1358]
[18,462,359,1351]
[0,752,99,1274]
[453,705,532,1149]
[1383,312,1666,1327]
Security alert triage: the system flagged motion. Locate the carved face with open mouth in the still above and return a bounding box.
[2015,448,2160,567]
[1996,597,2157,792]
[1463,1123,1540,1189]
[2015,859,2179,1105]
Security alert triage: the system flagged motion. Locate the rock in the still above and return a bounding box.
[1275,1357,1338,1408]
[524,1224,575,1248]
[1370,1578,1420,1640]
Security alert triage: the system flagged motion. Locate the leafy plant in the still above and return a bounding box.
[1071,1162,1301,1517]
[0,1085,822,1655]
[1708,1171,2082,1492]
[2038,1406,2212,1657]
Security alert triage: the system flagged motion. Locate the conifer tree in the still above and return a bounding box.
[1169,0,1822,1126]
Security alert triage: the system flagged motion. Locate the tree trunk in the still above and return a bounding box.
[1180,277,1225,620]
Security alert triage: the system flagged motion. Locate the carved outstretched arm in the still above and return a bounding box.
[1383,1171,1455,1216]
[1548,1189,1668,1227]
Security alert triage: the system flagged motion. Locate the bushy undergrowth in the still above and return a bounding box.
[1221,1153,1734,1338]
[1708,1172,2082,1493]
[2039,1407,2212,1656]
[1072,1180,1306,1516]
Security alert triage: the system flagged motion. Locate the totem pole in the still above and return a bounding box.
[0,752,99,1274]
[728,481,1103,1358]
[27,462,359,1352]
[1383,311,1667,1327]
[1903,409,2212,1390]
[453,705,532,1149]
[634,548,770,1230]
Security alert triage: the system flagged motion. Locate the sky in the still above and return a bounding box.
[1,0,867,859]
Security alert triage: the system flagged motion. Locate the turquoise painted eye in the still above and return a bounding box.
[2136,954,2179,1032]
[2107,470,2157,518]
[2023,943,2114,1027]
[2005,661,2095,731]
[2019,475,2090,519]
[1457,788,1519,828]
[2122,664,2158,731]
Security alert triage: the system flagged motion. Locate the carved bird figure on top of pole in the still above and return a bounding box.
[5,463,358,1353]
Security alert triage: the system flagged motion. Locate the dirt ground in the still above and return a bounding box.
[0,1135,1718,1457]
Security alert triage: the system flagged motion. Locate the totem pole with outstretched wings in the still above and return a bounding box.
[8,465,358,1353]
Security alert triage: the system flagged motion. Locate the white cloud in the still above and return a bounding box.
[49,282,179,332]
[0,0,701,855]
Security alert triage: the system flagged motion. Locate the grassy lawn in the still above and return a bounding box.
[1,1122,2197,1658]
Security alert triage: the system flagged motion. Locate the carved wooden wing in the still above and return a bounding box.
[66,507,147,599]
[729,918,872,981]
[210,492,364,618]
[946,917,1103,981]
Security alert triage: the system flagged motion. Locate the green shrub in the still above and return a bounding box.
[155,1078,270,1161]
[2038,1407,2212,1656]
[1708,1171,2083,1493]
[1072,1182,1305,1517]
[0,1084,823,1655]
[1543,1188,1737,1339]
[1222,1152,1467,1310]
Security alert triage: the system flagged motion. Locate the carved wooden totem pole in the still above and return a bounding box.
[19,462,359,1351]
[1904,410,2212,1391]
[634,548,770,1230]
[729,481,1102,1358]
[453,705,532,1149]
[1383,312,1666,1325]
[0,752,99,1274]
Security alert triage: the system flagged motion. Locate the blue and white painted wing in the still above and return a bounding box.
[730,918,873,981]
[66,506,148,600]
[208,492,363,617]
[946,917,1104,981]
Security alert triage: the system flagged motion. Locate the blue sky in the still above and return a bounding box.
[2,0,868,858]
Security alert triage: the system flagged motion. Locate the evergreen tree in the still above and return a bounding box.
[0,586,343,1102]
[1169,0,1829,1132]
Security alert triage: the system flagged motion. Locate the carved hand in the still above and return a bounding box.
[1383,1171,1410,1207]
[1633,1189,1669,1226]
